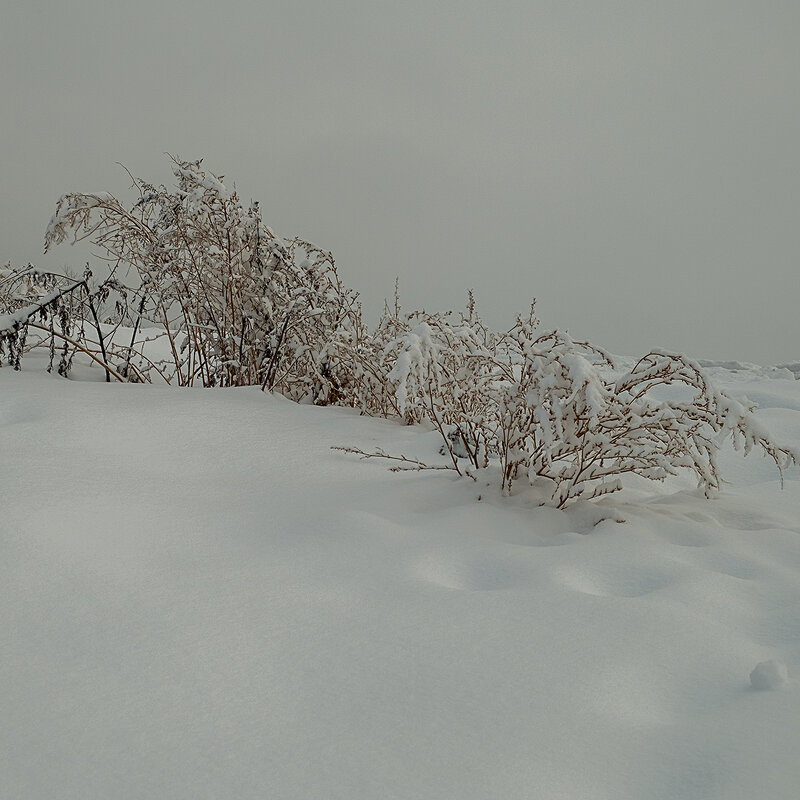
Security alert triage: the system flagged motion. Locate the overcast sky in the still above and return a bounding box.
[2,1,798,364]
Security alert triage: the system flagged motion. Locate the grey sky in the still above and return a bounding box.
[2,1,798,364]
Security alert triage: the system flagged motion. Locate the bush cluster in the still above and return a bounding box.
[2,157,796,507]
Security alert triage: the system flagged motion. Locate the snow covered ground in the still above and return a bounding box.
[2,356,800,799]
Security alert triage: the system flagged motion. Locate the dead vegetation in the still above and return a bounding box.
[2,157,796,507]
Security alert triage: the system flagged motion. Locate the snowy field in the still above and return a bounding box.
[2,355,800,799]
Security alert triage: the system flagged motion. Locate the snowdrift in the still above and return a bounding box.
[2,361,800,799]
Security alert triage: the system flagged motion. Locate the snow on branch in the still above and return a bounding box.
[40,156,363,395]
[336,296,797,508]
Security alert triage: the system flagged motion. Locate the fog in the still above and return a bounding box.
[3,0,798,363]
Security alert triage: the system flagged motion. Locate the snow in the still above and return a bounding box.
[750,660,789,691]
[2,356,800,798]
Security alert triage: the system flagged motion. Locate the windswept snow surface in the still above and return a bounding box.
[2,361,800,799]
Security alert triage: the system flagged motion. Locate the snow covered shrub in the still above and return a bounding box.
[488,323,798,507]
[0,263,125,379]
[341,296,798,508]
[17,155,799,510]
[344,291,500,472]
[0,264,61,370]
[44,157,362,397]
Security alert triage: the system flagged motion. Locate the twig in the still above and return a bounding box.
[27,323,126,381]
[332,445,467,474]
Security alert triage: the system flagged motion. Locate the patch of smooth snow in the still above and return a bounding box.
[2,359,800,800]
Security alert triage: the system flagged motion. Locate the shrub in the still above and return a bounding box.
[343,297,798,508]
[43,157,362,397]
[3,155,795,509]
[491,329,798,507]
[0,263,128,380]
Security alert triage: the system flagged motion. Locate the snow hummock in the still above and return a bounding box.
[750,660,789,690]
[2,356,800,799]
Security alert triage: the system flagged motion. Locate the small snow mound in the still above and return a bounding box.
[750,659,789,690]
[776,362,800,380]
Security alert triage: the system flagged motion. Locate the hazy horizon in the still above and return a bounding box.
[3,1,798,364]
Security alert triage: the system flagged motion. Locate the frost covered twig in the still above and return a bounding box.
[331,446,463,474]
[25,323,126,381]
